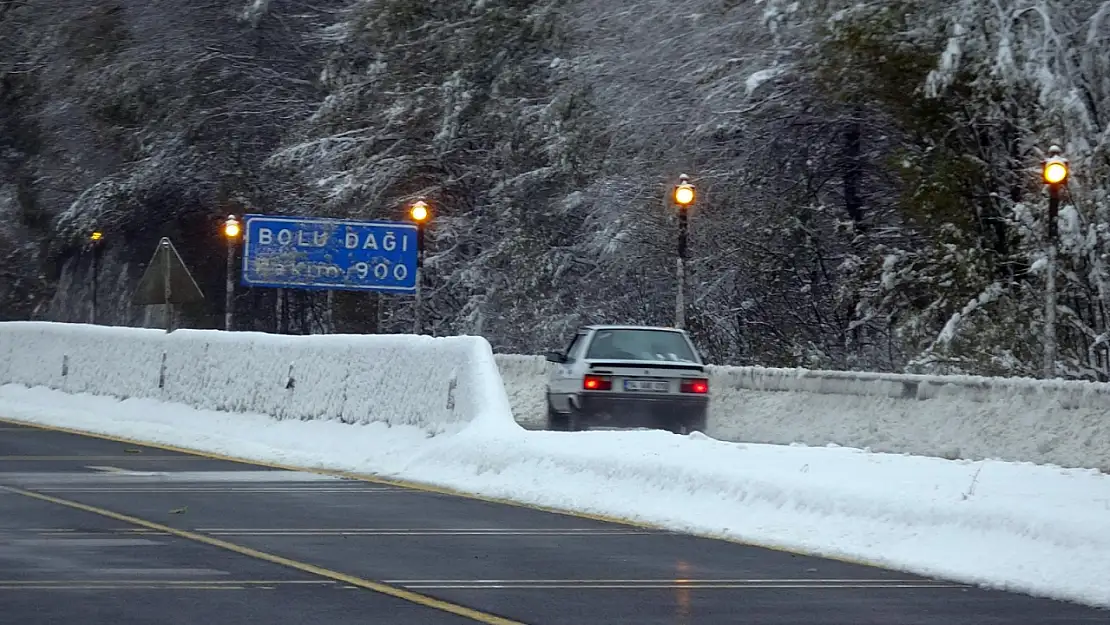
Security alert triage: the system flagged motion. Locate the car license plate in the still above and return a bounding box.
[624,379,669,392]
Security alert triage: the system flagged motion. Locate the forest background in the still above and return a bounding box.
[2,0,1108,380]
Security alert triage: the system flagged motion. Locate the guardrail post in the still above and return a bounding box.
[446,372,458,412]
[901,380,918,399]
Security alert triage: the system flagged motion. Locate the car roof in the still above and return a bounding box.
[581,324,686,333]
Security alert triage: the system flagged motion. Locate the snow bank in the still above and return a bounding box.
[493,354,549,429]
[1,384,1108,609]
[494,355,1110,470]
[0,321,515,433]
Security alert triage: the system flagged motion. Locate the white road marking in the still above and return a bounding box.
[84,466,134,473]
[33,487,400,493]
[0,470,347,485]
[85,568,232,577]
[201,529,655,536]
[396,582,968,589]
[9,538,164,547]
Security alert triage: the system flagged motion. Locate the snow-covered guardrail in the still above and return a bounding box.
[718,365,1110,405]
[0,322,514,433]
[494,354,1110,470]
[1,323,1104,469]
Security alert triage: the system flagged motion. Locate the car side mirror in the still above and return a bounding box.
[544,351,567,364]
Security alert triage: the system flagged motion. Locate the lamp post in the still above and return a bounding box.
[672,174,695,329]
[1041,146,1069,379]
[223,215,241,331]
[409,198,430,335]
[89,230,103,324]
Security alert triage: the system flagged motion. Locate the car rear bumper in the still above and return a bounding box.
[575,392,708,430]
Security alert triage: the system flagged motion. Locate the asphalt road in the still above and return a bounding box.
[1,419,1106,624]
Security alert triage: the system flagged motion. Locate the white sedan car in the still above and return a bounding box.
[543,325,710,433]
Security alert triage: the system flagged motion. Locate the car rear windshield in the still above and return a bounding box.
[585,329,698,362]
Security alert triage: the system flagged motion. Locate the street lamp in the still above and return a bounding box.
[410,199,429,223]
[409,199,430,335]
[89,230,104,324]
[1041,146,1069,379]
[1043,155,1069,186]
[223,215,241,331]
[224,215,241,239]
[674,176,695,207]
[672,174,695,329]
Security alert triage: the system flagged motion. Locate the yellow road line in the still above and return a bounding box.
[0,485,527,625]
[0,416,886,571]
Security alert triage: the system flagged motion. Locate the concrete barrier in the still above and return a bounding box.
[494,354,1110,470]
[2,323,1103,469]
[0,322,515,433]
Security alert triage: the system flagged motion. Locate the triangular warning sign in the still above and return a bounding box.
[131,237,205,306]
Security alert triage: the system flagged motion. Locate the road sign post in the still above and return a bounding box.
[241,215,419,295]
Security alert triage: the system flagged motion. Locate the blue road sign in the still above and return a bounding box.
[241,214,418,293]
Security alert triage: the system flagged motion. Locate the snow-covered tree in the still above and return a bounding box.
[814,0,1110,378]
[5,0,1110,378]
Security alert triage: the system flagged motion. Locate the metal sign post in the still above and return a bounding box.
[162,238,172,331]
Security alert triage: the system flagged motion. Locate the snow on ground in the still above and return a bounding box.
[1,382,1108,609]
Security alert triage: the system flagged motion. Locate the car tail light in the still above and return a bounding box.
[681,378,709,394]
[583,375,612,391]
